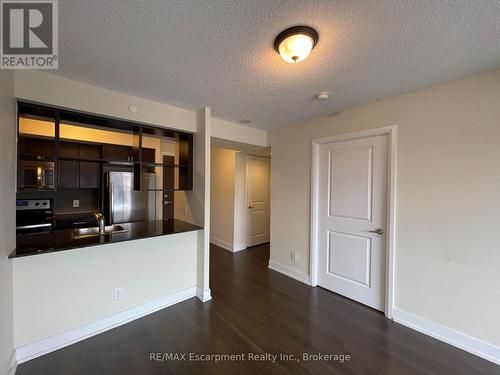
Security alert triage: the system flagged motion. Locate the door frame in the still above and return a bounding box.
[310,125,397,319]
[245,155,271,247]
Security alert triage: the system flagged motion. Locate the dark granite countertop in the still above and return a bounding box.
[10,219,202,259]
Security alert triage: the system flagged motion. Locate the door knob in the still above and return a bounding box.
[164,201,173,205]
[369,228,384,235]
[248,205,255,209]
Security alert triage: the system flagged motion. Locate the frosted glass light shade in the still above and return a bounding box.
[274,26,319,64]
[277,34,314,63]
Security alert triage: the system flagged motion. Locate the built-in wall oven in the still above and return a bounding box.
[16,199,54,234]
[19,161,55,190]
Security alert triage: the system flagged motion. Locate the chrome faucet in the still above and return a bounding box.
[94,212,105,234]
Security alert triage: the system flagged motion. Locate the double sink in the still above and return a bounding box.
[72,224,128,239]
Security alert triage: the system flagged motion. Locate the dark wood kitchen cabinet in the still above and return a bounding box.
[58,142,101,189]
[59,142,101,160]
[59,142,80,159]
[58,160,78,188]
[80,144,101,160]
[79,161,100,188]
[102,144,155,163]
[142,148,156,163]
[102,144,133,162]
[18,137,55,159]
[58,160,100,189]
[19,102,194,197]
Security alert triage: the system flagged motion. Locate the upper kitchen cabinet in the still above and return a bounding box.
[18,105,56,159]
[58,142,101,189]
[102,144,133,163]
[58,114,137,164]
[17,105,57,191]
[17,102,194,194]
[139,127,193,191]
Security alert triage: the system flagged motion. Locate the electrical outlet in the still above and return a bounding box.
[291,252,298,262]
[113,287,124,301]
[72,200,80,208]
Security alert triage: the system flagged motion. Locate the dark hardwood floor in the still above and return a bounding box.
[17,243,500,375]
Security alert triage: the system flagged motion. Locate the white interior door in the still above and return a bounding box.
[317,135,388,311]
[246,157,270,247]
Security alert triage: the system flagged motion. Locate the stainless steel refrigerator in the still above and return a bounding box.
[108,172,156,224]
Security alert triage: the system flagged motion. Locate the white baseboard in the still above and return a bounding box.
[268,260,311,286]
[210,237,234,252]
[15,286,197,365]
[393,308,500,366]
[196,287,212,302]
[233,243,246,252]
[5,350,17,375]
[210,238,246,252]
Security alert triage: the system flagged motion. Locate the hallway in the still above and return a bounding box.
[17,244,500,374]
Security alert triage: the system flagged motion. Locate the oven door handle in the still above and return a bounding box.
[16,223,52,230]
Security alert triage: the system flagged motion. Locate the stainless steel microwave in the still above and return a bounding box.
[20,161,55,190]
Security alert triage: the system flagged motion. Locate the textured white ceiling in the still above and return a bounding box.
[54,0,500,129]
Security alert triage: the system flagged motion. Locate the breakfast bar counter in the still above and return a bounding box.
[10,219,202,258]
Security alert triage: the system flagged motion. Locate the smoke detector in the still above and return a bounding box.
[315,92,330,100]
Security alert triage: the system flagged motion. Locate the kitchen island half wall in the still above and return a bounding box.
[13,229,201,361]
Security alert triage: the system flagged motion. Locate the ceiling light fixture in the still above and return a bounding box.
[274,26,319,63]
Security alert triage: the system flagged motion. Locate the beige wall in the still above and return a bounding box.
[209,149,250,252]
[269,69,500,347]
[211,117,267,147]
[233,152,247,251]
[210,148,237,248]
[15,71,198,132]
[13,231,199,347]
[194,108,211,298]
[0,71,15,373]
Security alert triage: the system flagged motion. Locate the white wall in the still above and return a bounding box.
[269,69,500,349]
[13,232,199,347]
[194,108,211,300]
[210,150,270,252]
[233,152,247,251]
[210,148,237,249]
[209,149,248,252]
[211,117,267,147]
[0,71,16,374]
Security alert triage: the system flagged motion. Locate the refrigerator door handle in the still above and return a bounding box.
[110,182,114,224]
